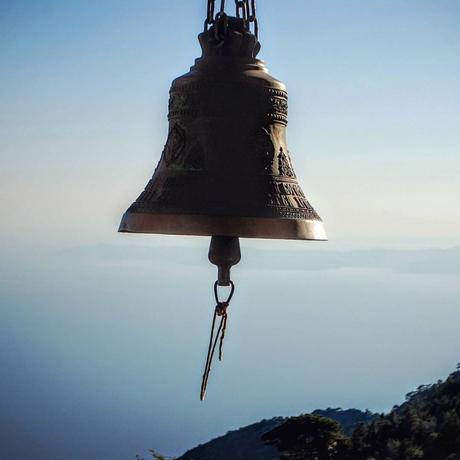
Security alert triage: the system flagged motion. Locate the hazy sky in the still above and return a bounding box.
[1,1,459,459]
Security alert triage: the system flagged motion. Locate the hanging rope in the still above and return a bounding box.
[200,281,235,401]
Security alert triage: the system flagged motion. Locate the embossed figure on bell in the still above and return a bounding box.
[119,15,326,241]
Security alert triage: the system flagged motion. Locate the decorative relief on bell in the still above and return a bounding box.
[155,177,185,205]
[134,178,160,208]
[266,181,320,221]
[277,147,296,178]
[168,84,289,127]
[168,89,196,120]
[269,90,289,125]
[163,124,186,166]
[161,124,205,172]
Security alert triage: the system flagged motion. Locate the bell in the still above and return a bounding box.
[119,15,326,242]
[119,2,327,401]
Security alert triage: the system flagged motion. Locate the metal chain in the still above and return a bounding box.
[205,0,258,38]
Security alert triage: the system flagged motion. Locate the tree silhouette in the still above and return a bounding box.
[262,414,349,459]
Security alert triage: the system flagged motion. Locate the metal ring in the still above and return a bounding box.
[214,280,235,304]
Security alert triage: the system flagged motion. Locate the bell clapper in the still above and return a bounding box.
[200,236,241,400]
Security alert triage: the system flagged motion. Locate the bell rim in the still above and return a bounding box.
[118,212,327,241]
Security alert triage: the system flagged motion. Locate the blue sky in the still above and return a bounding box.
[1,1,460,459]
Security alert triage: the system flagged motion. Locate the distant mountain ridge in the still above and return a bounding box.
[60,244,460,275]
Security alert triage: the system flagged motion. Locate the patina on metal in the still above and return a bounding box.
[118,0,327,400]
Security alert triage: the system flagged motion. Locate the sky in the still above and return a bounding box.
[0,1,459,459]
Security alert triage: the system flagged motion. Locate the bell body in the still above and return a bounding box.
[120,27,326,240]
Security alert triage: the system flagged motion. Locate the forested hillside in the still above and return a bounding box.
[263,365,460,459]
[176,409,377,460]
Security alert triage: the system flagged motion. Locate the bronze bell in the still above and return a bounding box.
[119,2,327,400]
[119,16,326,243]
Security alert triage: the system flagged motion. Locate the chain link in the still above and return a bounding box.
[205,0,258,38]
[205,0,215,30]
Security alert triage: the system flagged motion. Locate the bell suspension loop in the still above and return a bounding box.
[200,236,241,400]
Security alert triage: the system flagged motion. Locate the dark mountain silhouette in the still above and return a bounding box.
[176,418,282,460]
[175,365,460,460]
[176,409,377,460]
